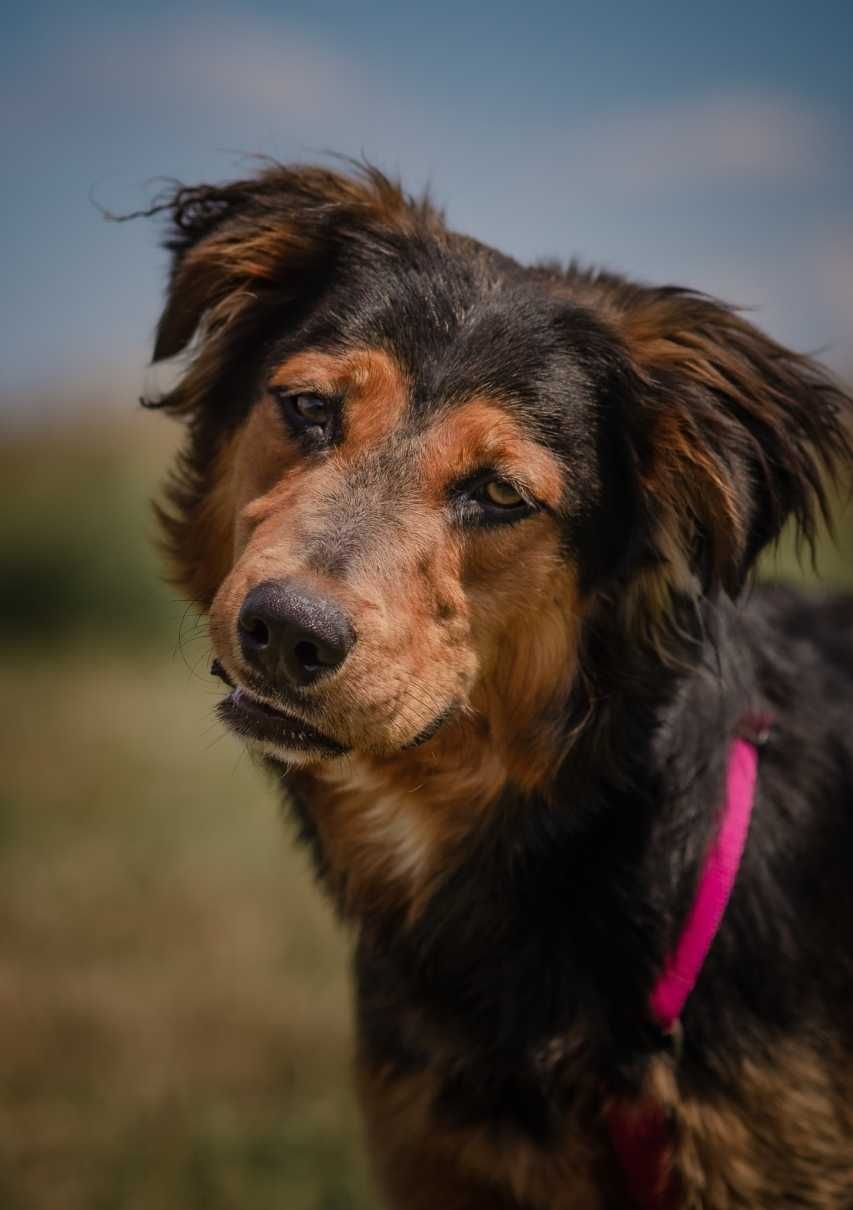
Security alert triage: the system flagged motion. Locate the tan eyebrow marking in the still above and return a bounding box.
[418,398,566,510]
[268,347,409,454]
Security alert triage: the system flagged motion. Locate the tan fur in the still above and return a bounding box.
[358,1058,606,1210]
[669,1046,853,1208]
[615,288,841,601]
[419,399,567,512]
[153,167,440,364]
[147,164,853,1210]
[358,1039,853,1210]
[194,373,580,916]
[296,545,580,921]
[156,434,241,606]
[268,348,410,452]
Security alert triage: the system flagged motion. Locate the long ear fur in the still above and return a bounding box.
[147,162,439,382]
[609,285,852,603]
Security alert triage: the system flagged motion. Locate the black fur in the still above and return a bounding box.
[141,163,853,1205]
[351,588,853,1139]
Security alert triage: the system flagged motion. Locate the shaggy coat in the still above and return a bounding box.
[139,164,853,1208]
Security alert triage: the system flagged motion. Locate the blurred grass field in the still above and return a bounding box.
[0,398,850,1209]
[0,408,372,1210]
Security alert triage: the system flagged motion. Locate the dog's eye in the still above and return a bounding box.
[456,475,535,526]
[291,393,330,424]
[480,479,525,509]
[272,389,337,445]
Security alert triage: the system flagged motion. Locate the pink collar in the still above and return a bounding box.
[606,723,765,1208]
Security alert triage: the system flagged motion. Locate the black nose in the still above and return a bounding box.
[238,579,356,688]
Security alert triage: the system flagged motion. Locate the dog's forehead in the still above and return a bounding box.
[274,236,606,442]
[265,346,567,507]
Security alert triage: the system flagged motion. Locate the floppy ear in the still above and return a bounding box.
[146,163,433,395]
[613,287,852,602]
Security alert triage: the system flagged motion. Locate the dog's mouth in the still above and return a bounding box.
[212,661,347,759]
[211,660,455,759]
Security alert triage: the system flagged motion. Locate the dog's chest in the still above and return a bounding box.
[357,1011,614,1208]
[309,758,446,911]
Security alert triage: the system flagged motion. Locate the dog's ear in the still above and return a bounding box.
[145,162,436,405]
[150,178,275,364]
[612,287,852,601]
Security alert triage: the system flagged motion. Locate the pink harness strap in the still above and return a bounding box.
[606,731,761,1208]
[650,737,758,1032]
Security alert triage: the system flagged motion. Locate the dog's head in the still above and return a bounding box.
[145,163,851,782]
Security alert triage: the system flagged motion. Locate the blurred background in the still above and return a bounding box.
[1,3,851,1207]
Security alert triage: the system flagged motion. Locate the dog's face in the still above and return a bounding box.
[146,165,848,782]
[197,267,608,768]
[210,357,577,762]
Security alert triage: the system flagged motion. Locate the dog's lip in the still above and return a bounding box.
[216,683,347,755]
[210,660,454,756]
[210,658,235,689]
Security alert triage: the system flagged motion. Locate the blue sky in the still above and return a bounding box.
[4,0,853,409]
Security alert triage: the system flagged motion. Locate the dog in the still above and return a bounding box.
[140,163,853,1208]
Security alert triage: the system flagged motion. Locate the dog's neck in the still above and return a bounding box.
[288,710,536,920]
[279,594,751,1049]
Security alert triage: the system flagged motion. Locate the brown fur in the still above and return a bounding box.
[194,357,579,919]
[666,1045,853,1208]
[152,168,441,365]
[358,1039,853,1209]
[139,163,853,1209]
[358,1058,605,1210]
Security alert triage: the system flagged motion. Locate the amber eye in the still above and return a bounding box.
[480,479,525,508]
[457,475,534,526]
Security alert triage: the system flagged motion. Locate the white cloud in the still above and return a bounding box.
[554,91,837,189]
[1,10,378,143]
[86,14,369,129]
[13,10,839,200]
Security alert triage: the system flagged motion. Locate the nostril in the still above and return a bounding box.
[295,638,322,672]
[240,614,270,648]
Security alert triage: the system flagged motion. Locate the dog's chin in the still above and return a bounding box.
[217,687,348,765]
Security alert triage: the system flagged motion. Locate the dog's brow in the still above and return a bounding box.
[419,399,566,508]
[270,348,410,451]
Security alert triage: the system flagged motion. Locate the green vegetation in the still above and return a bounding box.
[0,405,849,1208]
